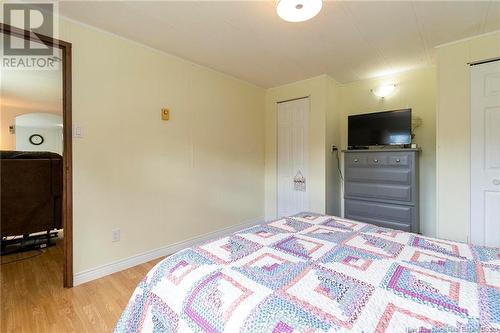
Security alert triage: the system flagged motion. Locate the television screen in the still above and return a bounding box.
[348,109,411,147]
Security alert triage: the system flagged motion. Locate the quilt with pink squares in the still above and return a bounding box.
[115,213,499,332]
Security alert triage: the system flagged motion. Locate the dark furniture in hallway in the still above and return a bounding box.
[1,151,63,252]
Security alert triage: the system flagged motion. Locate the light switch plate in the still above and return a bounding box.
[112,229,120,242]
[73,125,84,138]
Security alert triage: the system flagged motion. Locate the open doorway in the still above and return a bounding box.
[0,24,73,287]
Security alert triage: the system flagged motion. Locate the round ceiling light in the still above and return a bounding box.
[277,0,323,23]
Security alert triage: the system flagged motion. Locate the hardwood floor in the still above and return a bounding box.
[1,239,163,333]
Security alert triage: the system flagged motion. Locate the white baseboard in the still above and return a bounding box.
[73,216,264,286]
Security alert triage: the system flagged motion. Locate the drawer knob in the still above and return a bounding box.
[396,158,401,163]
[493,179,500,186]
[373,159,379,163]
[354,158,359,163]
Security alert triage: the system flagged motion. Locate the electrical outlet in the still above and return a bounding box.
[112,229,120,242]
[331,144,338,152]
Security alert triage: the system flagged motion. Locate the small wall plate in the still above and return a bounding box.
[161,108,170,121]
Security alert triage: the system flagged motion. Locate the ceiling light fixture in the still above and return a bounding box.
[277,0,323,22]
[371,84,396,98]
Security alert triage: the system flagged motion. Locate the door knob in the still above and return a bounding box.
[493,179,500,185]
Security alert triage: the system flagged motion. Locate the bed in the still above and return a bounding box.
[115,213,499,332]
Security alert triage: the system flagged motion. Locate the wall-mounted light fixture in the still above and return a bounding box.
[371,84,397,98]
[277,0,322,22]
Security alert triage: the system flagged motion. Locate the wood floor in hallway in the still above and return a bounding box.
[1,239,163,333]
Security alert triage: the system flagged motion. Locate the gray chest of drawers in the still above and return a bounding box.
[343,149,420,233]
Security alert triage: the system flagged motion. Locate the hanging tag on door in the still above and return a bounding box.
[293,171,306,192]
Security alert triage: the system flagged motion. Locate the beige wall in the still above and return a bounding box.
[326,77,342,216]
[264,75,342,220]
[338,67,437,237]
[58,19,265,274]
[436,31,500,242]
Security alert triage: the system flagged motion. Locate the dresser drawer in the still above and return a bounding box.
[345,182,412,202]
[346,168,412,184]
[388,154,410,166]
[344,199,414,231]
[347,155,368,167]
[351,152,414,168]
[367,154,388,166]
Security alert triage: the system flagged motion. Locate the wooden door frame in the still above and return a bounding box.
[1,23,73,287]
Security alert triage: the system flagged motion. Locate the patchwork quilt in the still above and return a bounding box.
[115,213,500,332]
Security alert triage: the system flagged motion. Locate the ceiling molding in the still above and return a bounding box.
[434,28,500,49]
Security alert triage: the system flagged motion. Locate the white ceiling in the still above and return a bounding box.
[59,1,500,88]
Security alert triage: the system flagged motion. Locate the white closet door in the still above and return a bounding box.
[471,60,500,246]
[277,97,309,218]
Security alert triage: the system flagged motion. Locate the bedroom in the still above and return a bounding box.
[0,1,499,332]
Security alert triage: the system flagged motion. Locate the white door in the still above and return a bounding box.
[471,60,500,247]
[277,97,309,217]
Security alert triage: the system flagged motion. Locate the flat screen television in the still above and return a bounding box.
[348,109,411,148]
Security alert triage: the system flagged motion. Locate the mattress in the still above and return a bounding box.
[115,213,499,332]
